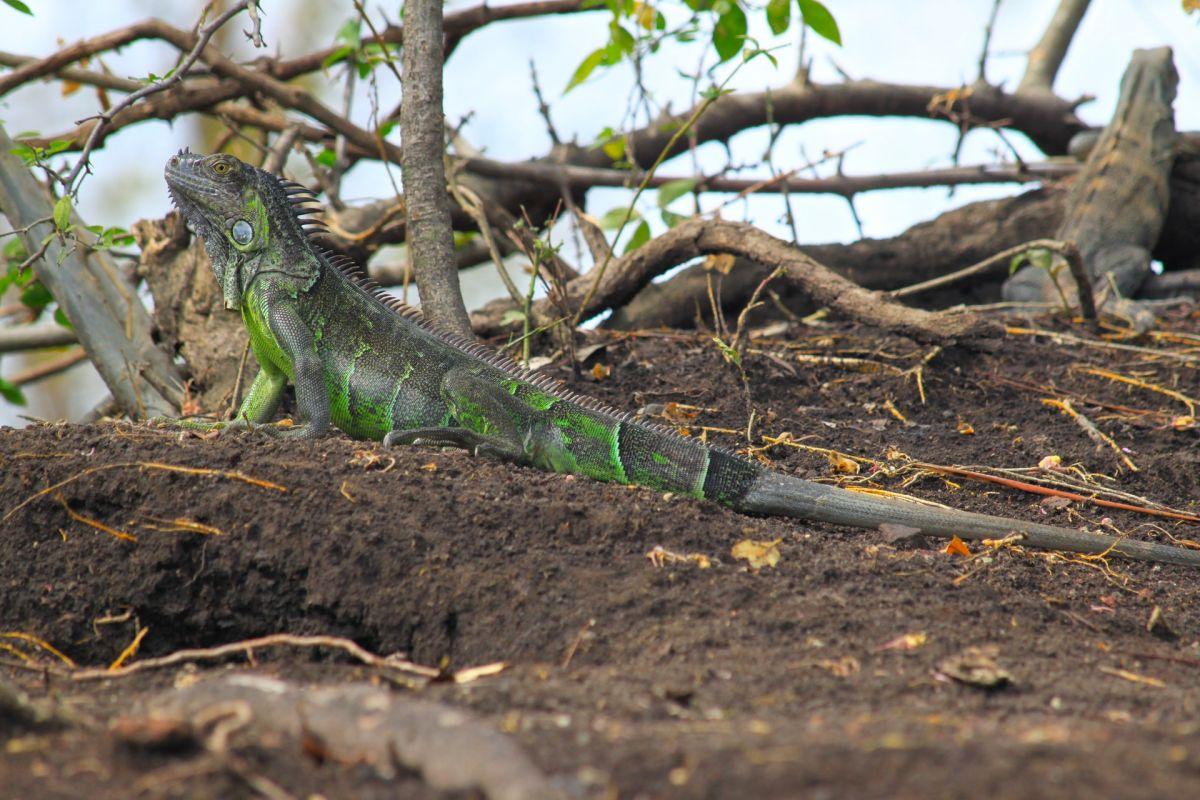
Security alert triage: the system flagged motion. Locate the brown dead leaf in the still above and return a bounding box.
[662,402,702,422]
[1173,415,1196,431]
[1146,605,1177,639]
[937,645,1012,688]
[646,545,712,569]
[591,362,610,381]
[731,538,781,569]
[876,632,927,652]
[1038,454,1063,471]
[942,536,970,557]
[827,453,860,475]
[955,421,975,435]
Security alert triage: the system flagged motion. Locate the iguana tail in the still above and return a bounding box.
[735,471,1200,567]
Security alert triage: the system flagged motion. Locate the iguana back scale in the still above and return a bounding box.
[164,150,1200,568]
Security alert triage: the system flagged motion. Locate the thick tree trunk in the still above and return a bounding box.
[401,0,472,335]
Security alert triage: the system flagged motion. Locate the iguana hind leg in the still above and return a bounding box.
[383,426,528,463]
[384,368,568,469]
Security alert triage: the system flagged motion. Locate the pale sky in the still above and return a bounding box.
[0,0,1197,425]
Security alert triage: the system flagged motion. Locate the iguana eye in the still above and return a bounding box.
[231,220,253,245]
[212,161,232,175]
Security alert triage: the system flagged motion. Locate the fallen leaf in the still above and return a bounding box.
[1172,415,1195,431]
[876,632,927,652]
[591,362,610,381]
[827,453,860,475]
[937,645,1012,688]
[1038,454,1063,471]
[956,421,975,435]
[942,536,970,557]
[662,402,701,422]
[1146,605,1177,639]
[731,538,782,569]
[1039,495,1072,512]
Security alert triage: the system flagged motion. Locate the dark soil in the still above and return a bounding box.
[2,311,1200,799]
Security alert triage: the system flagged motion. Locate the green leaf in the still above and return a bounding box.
[0,377,25,406]
[322,44,354,69]
[500,309,527,326]
[315,147,337,168]
[20,281,52,313]
[565,47,607,93]
[1012,248,1053,275]
[1,0,32,15]
[4,236,27,265]
[798,0,840,45]
[52,194,72,232]
[602,136,626,161]
[623,219,651,254]
[599,206,640,229]
[660,209,687,228]
[335,17,362,50]
[8,143,36,166]
[53,307,72,329]
[766,0,791,35]
[712,1,747,62]
[657,178,697,208]
[609,22,635,54]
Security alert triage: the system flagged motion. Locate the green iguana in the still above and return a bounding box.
[164,150,1200,567]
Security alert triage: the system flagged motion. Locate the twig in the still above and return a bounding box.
[890,239,1084,307]
[3,347,87,385]
[1078,367,1198,416]
[913,462,1198,522]
[3,461,287,524]
[61,1,263,195]
[67,633,440,681]
[1006,326,1200,365]
[1041,398,1138,472]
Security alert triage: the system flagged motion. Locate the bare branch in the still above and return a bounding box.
[1018,0,1092,95]
[0,50,141,92]
[4,347,87,385]
[0,322,77,353]
[60,1,263,194]
[463,157,1078,197]
[472,218,995,344]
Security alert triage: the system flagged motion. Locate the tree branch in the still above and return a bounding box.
[0,322,77,354]
[1018,0,1092,95]
[471,218,995,343]
[0,125,182,416]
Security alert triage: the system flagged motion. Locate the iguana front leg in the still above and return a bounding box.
[257,291,330,440]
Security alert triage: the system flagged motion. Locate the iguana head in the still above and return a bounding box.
[165,150,319,309]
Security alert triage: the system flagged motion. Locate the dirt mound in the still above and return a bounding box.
[2,316,1199,798]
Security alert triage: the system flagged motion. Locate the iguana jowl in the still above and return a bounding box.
[164,150,1200,567]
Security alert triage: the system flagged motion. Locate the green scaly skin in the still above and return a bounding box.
[164,151,1200,568]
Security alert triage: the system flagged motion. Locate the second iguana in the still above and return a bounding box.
[164,150,1200,567]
